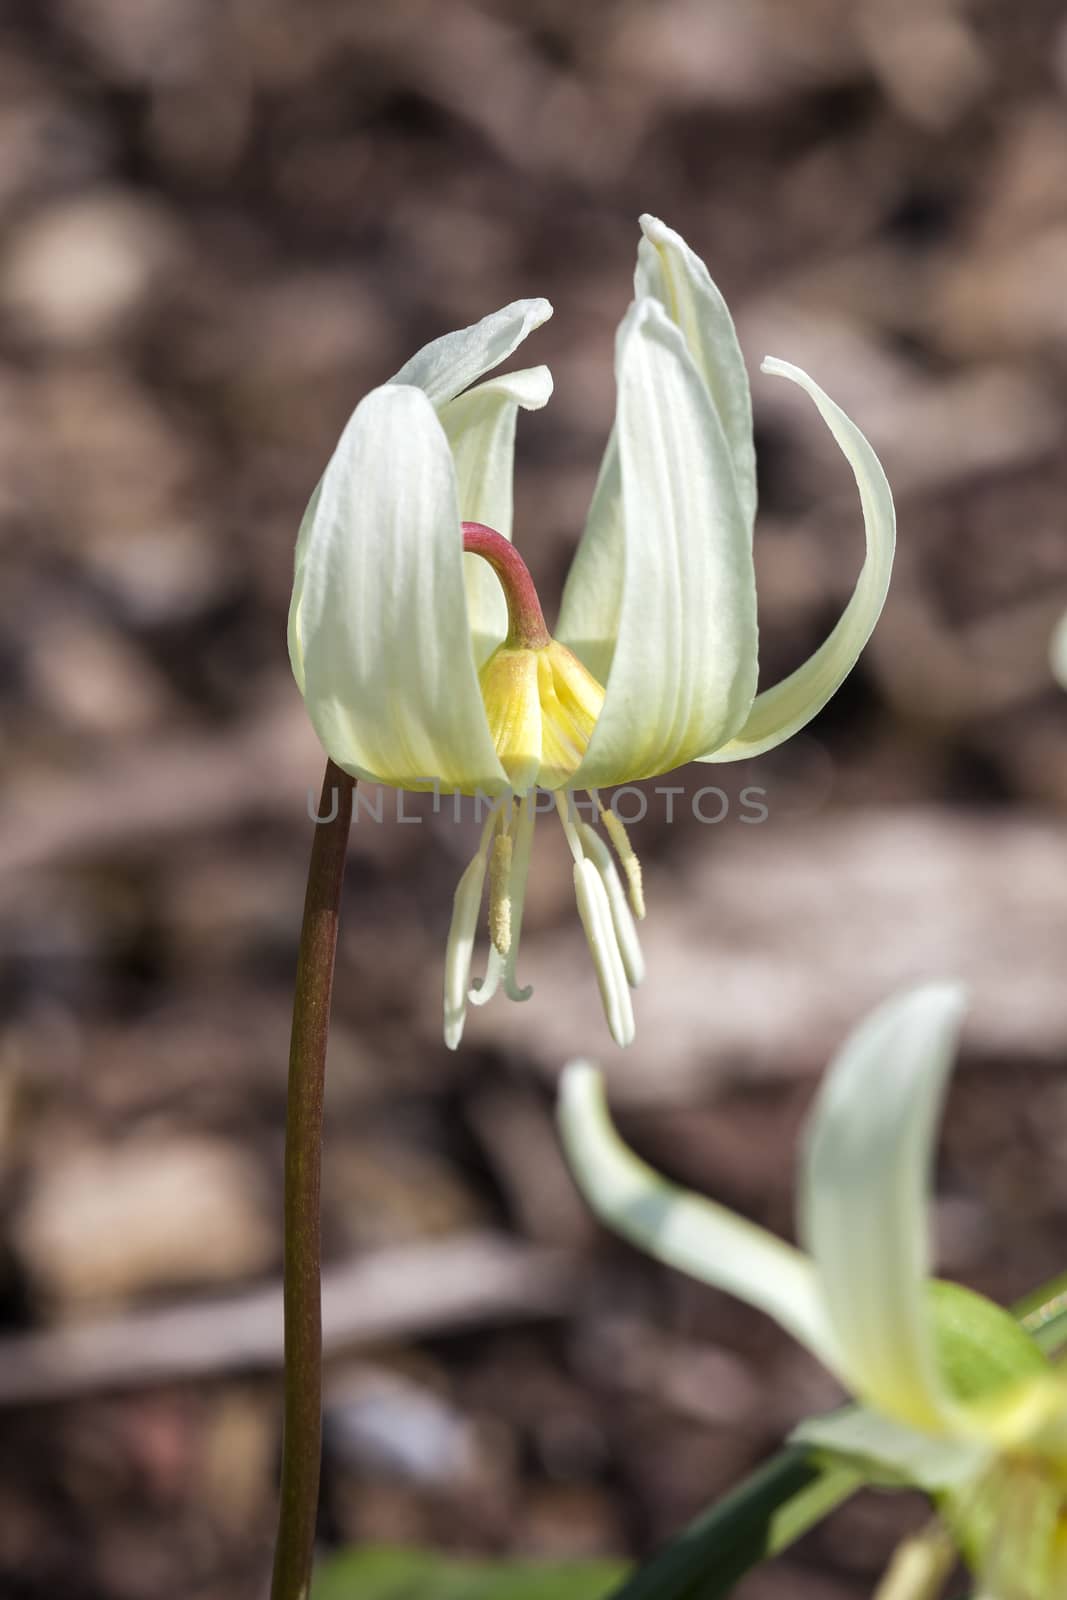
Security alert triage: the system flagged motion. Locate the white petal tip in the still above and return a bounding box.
[888,980,969,1031]
[524,296,553,329]
[521,365,554,409]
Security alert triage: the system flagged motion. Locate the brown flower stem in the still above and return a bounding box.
[271,759,354,1600]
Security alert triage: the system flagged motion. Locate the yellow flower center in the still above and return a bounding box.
[461,520,606,792]
[478,637,605,792]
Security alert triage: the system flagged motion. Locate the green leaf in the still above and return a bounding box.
[312,1546,626,1600]
[604,1447,860,1600]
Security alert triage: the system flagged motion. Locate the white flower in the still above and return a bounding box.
[289,216,896,1050]
[558,986,1067,1599]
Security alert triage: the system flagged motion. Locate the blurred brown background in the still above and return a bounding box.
[3,2,1067,1597]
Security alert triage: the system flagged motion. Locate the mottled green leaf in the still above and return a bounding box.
[313,1546,626,1600]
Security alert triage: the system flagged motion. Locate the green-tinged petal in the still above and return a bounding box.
[556,428,624,686]
[793,1406,988,1493]
[388,298,553,408]
[558,1063,837,1363]
[568,298,759,787]
[799,984,968,1431]
[298,384,509,793]
[699,356,895,763]
[441,365,553,663]
[635,213,757,534]
[927,1280,1049,1410]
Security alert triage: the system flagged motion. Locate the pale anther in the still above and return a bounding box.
[489,819,513,957]
[598,802,646,920]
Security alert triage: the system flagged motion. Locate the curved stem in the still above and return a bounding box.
[462,521,550,649]
[271,759,354,1600]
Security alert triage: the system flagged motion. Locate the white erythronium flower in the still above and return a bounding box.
[289,215,896,1051]
[559,986,1067,1600]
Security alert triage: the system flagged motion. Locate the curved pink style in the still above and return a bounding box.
[461,521,550,649]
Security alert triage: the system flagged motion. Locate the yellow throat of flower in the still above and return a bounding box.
[462,521,605,792]
[478,638,605,792]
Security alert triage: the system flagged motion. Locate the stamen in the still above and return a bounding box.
[572,858,635,1049]
[489,819,513,956]
[443,812,495,1050]
[470,795,536,1006]
[500,792,536,1000]
[556,793,634,1046]
[469,946,504,1008]
[579,823,645,988]
[596,796,646,920]
[553,791,585,865]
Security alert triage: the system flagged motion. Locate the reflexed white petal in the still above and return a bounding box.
[556,428,624,686]
[298,384,508,792]
[635,214,757,534]
[388,298,553,408]
[558,1063,837,1363]
[799,984,968,1431]
[569,298,759,788]
[440,366,553,662]
[573,861,634,1048]
[793,1406,988,1492]
[700,357,895,763]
